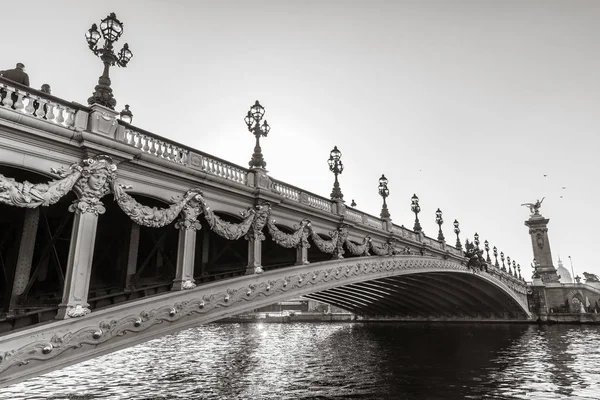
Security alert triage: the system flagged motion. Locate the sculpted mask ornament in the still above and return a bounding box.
[245,203,271,242]
[69,156,117,215]
[175,191,203,231]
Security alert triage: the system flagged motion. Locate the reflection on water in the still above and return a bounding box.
[2,323,600,399]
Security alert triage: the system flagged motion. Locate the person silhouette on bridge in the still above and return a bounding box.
[0,63,30,86]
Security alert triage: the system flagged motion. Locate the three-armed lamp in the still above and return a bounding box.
[328,146,344,200]
[378,174,390,219]
[245,100,270,169]
[86,13,133,109]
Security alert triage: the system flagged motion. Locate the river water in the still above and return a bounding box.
[2,322,600,400]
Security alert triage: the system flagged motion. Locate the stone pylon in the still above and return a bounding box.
[524,212,560,284]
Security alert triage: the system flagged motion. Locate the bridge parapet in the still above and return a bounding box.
[0,77,83,129]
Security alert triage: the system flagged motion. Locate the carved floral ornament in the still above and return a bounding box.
[0,256,529,375]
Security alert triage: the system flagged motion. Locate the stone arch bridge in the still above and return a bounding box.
[0,77,528,387]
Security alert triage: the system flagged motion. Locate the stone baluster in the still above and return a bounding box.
[55,105,65,125]
[2,86,14,107]
[24,97,36,115]
[65,108,75,127]
[35,98,47,119]
[142,135,150,152]
[46,103,56,122]
[13,91,25,111]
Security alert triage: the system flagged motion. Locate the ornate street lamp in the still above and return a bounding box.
[378,174,390,219]
[484,240,491,263]
[507,256,512,274]
[411,194,422,232]
[435,208,444,241]
[493,246,499,267]
[351,199,357,207]
[119,104,133,124]
[517,264,522,280]
[474,233,480,250]
[328,146,344,200]
[86,13,133,109]
[245,100,270,168]
[500,251,505,271]
[512,260,517,277]
[453,219,461,249]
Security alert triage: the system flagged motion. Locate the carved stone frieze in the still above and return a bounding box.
[69,156,117,215]
[0,164,82,208]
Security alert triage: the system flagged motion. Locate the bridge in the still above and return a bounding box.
[0,72,533,386]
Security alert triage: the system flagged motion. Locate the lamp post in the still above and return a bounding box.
[507,256,512,274]
[85,13,133,109]
[512,260,517,277]
[473,232,480,250]
[435,208,444,241]
[484,240,491,263]
[328,146,344,200]
[245,100,270,169]
[411,194,422,232]
[378,174,390,219]
[517,264,522,280]
[119,104,133,124]
[500,251,505,271]
[493,246,499,267]
[453,219,461,249]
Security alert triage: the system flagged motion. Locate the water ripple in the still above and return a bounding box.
[2,323,600,399]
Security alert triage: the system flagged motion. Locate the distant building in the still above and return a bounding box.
[556,256,573,283]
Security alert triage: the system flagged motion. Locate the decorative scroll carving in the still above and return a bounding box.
[174,193,203,231]
[245,203,271,241]
[333,226,349,259]
[202,204,254,240]
[112,182,201,228]
[345,236,371,256]
[69,156,117,215]
[0,165,81,208]
[267,218,311,248]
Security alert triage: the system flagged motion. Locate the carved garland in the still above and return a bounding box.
[202,203,255,240]
[0,165,82,208]
[111,182,200,228]
[345,236,371,256]
[267,218,311,248]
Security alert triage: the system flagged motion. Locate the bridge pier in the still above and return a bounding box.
[7,209,39,315]
[56,211,98,319]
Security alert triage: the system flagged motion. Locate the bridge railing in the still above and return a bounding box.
[0,77,86,129]
[116,120,249,186]
[271,178,333,213]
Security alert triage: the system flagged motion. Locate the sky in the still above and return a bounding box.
[1,0,599,279]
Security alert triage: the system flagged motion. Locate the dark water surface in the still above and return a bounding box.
[2,323,600,399]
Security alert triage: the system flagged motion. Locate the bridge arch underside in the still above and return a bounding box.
[305,272,528,320]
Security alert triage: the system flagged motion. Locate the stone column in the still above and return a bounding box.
[172,196,202,290]
[246,237,263,275]
[245,204,270,275]
[524,214,559,284]
[8,208,40,314]
[200,231,210,277]
[56,155,117,319]
[125,222,140,290]
[295,245,308,266]
[56,211,99,319]
[173,228,197,290]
